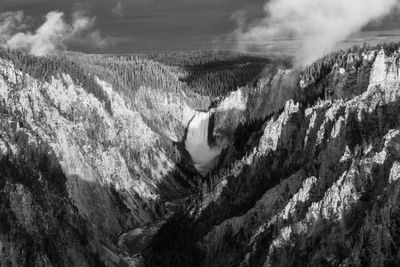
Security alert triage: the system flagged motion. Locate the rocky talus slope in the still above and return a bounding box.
[146,48,400,267]
[0,55,197,266]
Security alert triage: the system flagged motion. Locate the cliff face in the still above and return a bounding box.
[0,57,193,266]
[146,48,400,267]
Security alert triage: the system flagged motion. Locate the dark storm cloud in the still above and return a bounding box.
[0,0,400,54]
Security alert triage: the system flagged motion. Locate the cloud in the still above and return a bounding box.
[0,11,27,44]
[0,9,110,56]
[112,1,124,17]
[230,0,400,67]
[87,29,112,49]
[6,12,68,56]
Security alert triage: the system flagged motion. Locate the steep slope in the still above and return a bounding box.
[0,54,194,266]
[145,47,400,267]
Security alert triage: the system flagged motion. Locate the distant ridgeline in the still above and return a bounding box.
[1,42,398,98]
[0,42,398,115]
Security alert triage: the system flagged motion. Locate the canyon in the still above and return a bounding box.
[0,46,399,266]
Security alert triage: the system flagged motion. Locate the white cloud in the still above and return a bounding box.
[6,12,67,56]
[112,2,124,17]
[89,30,110,49]
[0,9,109,56]
[231,0,400,67]
[0,11,27,44]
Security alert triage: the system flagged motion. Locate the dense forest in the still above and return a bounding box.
[141,50,291,97]
[1,42,399,117]
[0,49,285,112]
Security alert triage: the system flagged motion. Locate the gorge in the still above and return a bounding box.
[0,45,400,267]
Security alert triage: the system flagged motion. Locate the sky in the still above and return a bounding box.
[1,0,400,56]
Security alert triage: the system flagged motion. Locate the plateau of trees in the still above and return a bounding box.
[0,48,291,111]
[107,50,289,98]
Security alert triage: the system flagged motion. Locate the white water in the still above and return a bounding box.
[185,111,222,175]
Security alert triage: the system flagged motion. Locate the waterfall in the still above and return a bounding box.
[185,111,222,175]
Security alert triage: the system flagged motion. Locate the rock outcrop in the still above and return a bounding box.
[0,57,192,266]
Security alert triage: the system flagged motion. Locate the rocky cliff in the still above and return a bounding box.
[146,48,400,267]
[0,54,196,266]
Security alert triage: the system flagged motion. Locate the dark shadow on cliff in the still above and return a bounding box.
[209,100,400,267]
[142,101,304,266]
[0,149,107,267]
[0,132,183,266]
[136,49,386,266]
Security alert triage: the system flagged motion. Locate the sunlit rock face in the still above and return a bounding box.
[134,85,197,142]
[211,69,298,146]
[145,48,400,267]
[198,49,400,267]
[0,57,192,266]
